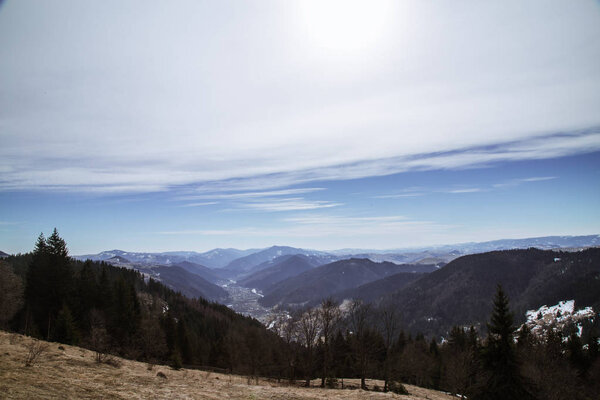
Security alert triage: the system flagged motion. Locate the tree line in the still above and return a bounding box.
[1,230,599,398]
[273,286,599,398]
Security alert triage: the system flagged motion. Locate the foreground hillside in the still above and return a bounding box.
[0,331,454,400]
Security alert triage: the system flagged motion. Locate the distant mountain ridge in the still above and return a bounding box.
[74,234,599,270]
[74,248,258,269]
[237,254,321,290]
[258,258,438,308]
[135,265,229,302]
[331,235,600,255]
[222,246,338,275]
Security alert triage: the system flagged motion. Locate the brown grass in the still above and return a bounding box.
[0,331,454,399]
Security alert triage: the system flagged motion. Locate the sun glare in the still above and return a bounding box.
[295,0,394,54]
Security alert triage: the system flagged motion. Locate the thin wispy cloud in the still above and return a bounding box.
[376,175,558,199]
[241,198,342,212]
[374,193,425,199]
[493,176,557,189]
[444,188,483,194]
[157,214,455,243]
[179,188,325,200]
[179,202,219,207]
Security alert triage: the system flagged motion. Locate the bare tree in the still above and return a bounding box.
[318,298,341,387]
[443,348,474,399]
[0,261,23,328]
[297,307,321,387]
[87,309,110,363]
[377,300,400,392]
[348,299,372,390]
[271,313,299,384]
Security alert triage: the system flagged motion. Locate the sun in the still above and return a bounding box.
[294,0,394,54]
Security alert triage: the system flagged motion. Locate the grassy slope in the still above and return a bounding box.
[0,331,454,400]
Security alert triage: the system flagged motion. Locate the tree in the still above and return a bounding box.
[297,307,321,387]
[270,313,299,383]
[318,298,341,387]
[376,300,401,392]
[25,230,73,339]
[348,299,373,390]
[444,326,478,398]
[53,303,79,344]
[0,261,23,328]
[473,285,532,400]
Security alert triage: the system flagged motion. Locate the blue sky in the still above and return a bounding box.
[1,1,599,254]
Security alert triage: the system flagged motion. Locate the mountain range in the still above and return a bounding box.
[74,235,600,273]
[258,258,438,308]
[69,234,600,334]
[75,248,257,269]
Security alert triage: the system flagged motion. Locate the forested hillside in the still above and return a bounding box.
[387,248,600,336]
[1,230,285,377]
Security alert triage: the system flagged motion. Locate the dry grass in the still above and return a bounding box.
[0,331,454,399]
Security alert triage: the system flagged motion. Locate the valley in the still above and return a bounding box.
[221,282,274,323]
[76,237,600,338]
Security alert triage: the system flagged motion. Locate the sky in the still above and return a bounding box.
[1,0,599,254]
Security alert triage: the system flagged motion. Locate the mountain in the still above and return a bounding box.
[74,248,260,269]
[136,265,229,302]
[259,258,438,308]
[385,247,600,336]
[183,248,260,269]
[97,257,228,300]
[330,271,427,304]
[223,246,339,277]
[106,255,131,264]
[443,234,600,253]
[173,261,223,284]
[237,254,321,291]
[0,250,9,258]
[330,235,600,255]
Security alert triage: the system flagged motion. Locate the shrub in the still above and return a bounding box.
[170,351,183,370]
[388,381,409,395]
[24,339,48,367]
[326,377,338,388]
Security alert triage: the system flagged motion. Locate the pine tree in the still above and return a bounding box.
[53,303,79,344]
[473,285,533,400]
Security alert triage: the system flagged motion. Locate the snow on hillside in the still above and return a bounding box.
[524,300,595,337]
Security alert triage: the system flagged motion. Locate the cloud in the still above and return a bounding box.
[239,198,342,212]
[493,176,557,189]
[179,187,325,200]
[444,188,483,194]
[374,193,425,199]
[156,214,455,241]
[179,201,219,207]
[1,1,599,194]
[375,175,557,199]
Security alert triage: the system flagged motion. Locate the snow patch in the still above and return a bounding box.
[524,300,595,337]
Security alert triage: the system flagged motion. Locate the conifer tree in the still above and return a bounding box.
[53,303,79,344]
[25,231,73,339]
[473,285,533,400]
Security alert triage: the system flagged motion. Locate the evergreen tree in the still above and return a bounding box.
[25,230,72,339]
[53,303,79,344]
[473,285,533,400]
